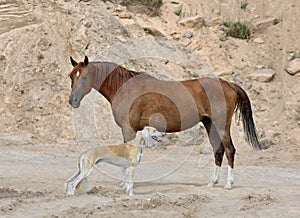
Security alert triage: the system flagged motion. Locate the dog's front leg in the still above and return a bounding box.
[120,168,127,188]
[125,166,135,196]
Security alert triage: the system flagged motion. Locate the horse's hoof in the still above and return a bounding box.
[224,183,232,189]
[66,192,75,195]
[207,182,216,187]
[126,190,134,196]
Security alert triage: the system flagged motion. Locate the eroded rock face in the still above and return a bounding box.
[285,58,300,75]
[1,0,299,149]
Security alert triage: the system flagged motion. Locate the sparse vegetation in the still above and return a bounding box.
[273,18,280,25]
[37,54,44,61]
[0,55,5,61]
[191,72,199,78]
[272,132,281,138]
[174,4,183,16]
[291,50,300,60]
[241,0,248,10]
[177,7,199,18]
[223,20,251,40]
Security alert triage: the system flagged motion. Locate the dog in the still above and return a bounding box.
[64,126,164,196]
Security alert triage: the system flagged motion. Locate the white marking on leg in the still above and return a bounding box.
[224,165,234,189]
[64,169,81,194]
[208,164,221,187]
[125,166,135,196]
[66,156,94,195]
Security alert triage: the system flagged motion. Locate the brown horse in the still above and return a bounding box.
[68,56,261,189]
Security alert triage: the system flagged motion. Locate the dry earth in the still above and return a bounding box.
[0,0,300,217]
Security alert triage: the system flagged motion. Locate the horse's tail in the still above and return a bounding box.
[230,83,262,150]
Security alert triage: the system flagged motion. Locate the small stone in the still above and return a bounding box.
[205,17,222,27]
[252,17,279,31]
[255,65,264,69]
[218,34,227,41]
[259,138,270,150]
[178,15,205,28]
[253,37,265,44]
[143,27,165,37]
[248,68,275,82]
[118,11,132,19]
[285,58,300,75]
[183,31,193,38]
[115,4,127,12]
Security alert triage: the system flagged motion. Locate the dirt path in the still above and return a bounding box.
[0,141,299,218]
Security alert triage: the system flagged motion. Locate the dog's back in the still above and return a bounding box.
[79,143,140,168]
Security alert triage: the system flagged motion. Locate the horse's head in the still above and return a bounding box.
[68,56,93,108]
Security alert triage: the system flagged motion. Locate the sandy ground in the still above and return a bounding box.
[0,137,299,218]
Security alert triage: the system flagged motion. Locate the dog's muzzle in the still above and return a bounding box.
[151,135,162,142]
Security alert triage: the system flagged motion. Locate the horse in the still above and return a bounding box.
[67,56,262,189]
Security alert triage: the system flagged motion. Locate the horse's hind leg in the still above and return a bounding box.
[224,138,236,189]
[202,117,225,187]
[209,145,225,187]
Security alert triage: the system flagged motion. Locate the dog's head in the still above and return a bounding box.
[141,126,165,148]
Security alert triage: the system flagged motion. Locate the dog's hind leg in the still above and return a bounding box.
[76,177,89,194]
[66,155,93,195]
[64,167,81,194]
[120,167,127,189]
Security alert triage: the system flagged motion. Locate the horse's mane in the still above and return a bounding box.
[109,65,143,82]
[97,62,148,99]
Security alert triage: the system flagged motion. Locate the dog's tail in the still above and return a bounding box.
[230,82,262,150]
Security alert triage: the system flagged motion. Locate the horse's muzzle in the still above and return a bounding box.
[69,94,80,108]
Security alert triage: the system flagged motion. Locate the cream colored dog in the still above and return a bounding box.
[64,126,164,196]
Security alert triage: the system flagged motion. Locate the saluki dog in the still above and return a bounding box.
[64,126,164,196]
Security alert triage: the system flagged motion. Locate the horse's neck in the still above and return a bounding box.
[91,62,115,103]
[91,62,135,103]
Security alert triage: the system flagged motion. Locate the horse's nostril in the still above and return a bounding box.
[69,97,72,105]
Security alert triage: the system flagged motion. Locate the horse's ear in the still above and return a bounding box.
[84,56,89,66]
[70,57,77,66]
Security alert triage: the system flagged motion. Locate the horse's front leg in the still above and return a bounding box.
[121,125,136,143]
